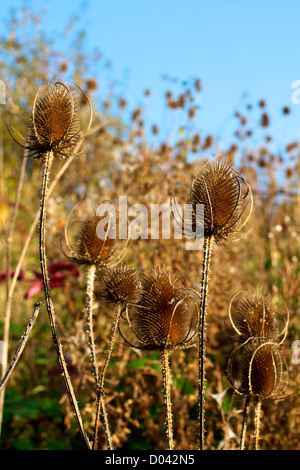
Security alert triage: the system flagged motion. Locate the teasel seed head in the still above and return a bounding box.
[61,211,120,268]
[227,338,285,400]
[120,266,199,352]
[27,82,82,160]
[228,290,280,341]
[189,158,253,244]
[7,81,92,161]
[100,264,141,306]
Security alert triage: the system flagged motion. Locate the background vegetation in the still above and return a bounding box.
[0,7,299,450]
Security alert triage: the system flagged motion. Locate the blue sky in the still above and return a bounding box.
[1,0,300,153]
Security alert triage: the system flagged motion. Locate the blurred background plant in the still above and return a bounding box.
[0,5,299,450]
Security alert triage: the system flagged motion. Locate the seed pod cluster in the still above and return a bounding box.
[226,290,287,400]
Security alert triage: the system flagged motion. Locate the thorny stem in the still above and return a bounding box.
[84,264,98,385]
[198,235,214,450]
[92,304,123,450]
[254,397,262,450]
[240,396,251,450]
[39,151,91,449]
[160,348,174,450]
[0,302,42,394]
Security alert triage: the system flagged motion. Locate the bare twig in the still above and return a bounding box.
[0,302,42,394]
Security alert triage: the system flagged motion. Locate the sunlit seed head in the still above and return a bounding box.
[189,159,252,244]
[74,213,116,266]
[227,338,284,399]
[126,267,198,352]
[26,82,81,160]
[229,290,279,341]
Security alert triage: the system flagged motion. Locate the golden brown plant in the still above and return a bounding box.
[226,290,289,450]
[228,290,281,341]
[7,81,93,449]
[61,212,118,267]
[100,264,140,306]
[226,338,287,450]
[186,157,253,450]
[8,81,90,161]
[60,209,128,450]
[119,266,199,450]
[92,265,140,450]
[189,158,253,244]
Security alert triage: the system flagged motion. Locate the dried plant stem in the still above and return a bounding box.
[84,264,98,385]
[240,396,251,450]
[0,302,42,394]
[0,152,27,436]
[198,235,214,450]
[39,151,90,450]
[6,153,77,305]
[254,397,262,450]
[160,349,174,450]
[92,304,123,450]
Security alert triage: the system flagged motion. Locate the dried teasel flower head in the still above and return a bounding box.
[100,264,141,306]
[228,290,282,342]
[226,338,286,400]
[188,158,253,244]
[61,205,127,268]
[120,266,199,352]
[7,81,92,160]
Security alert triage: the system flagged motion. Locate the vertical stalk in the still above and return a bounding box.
[254,397,262,450]
[240,396,251,450]
[160,348,174,450]
[92,304,123,450]
[0,153,27,436]
[39,151,90,449]
[198,235,214,450]
[84,264,98,385]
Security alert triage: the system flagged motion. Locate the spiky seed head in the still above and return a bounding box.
[127,267,198,351]
[227,338,283,400]
[73,213,116,266]
[189,159,252,244]
[100,265,140,305]
[26,82,81,160]
[229,290,279,341]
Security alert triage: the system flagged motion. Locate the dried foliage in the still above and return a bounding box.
[0,6,299,451]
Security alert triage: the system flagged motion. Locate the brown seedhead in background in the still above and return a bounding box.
[61,211,122,268]
[226,289,289,450]
[228,290,281,341]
